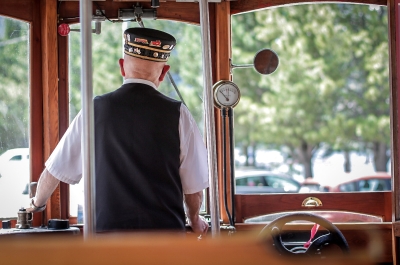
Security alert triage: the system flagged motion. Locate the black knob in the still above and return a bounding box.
[2,220,11,229]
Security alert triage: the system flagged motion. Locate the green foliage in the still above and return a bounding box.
[232,4,390,177]
[0,17,29,154]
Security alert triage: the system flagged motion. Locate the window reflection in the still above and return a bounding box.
[0,17,30,218]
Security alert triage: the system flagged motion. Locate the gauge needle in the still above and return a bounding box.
[219,91,229,101]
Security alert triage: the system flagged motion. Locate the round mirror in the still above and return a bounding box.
[253,49,279,75]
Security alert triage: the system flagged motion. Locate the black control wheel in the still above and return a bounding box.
[259,212,349,257]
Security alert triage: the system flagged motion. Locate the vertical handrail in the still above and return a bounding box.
[80,0,96,238]
[199,0,220,236]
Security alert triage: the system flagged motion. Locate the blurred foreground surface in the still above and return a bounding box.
[0,232,380,265]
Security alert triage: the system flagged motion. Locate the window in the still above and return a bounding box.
[231,3,389,192]
[0,16,30,219]
[339,183,356,192]
[266,175,299,192]
[10,155,22,161]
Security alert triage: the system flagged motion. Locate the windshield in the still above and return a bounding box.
[231,3,390,192]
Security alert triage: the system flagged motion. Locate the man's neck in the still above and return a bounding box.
[123,78,157,90]
[125,74,160,87]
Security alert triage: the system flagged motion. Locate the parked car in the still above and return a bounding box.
[298,177,325,193]
[328,172,391,192]
[0,148,30,218]
[235,169,300,194]
[0,148,30,193]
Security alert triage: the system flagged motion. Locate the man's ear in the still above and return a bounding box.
[119,58,125,77]
[159,65,171,81]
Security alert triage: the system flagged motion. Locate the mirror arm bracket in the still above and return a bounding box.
[229,58,253,74]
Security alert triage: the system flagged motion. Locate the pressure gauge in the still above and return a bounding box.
[213,80,241,109]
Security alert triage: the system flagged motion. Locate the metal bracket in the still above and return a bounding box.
[229,58,253,74]
[118,5,157,22]
[69,9,106,35]
[301,197,323,208]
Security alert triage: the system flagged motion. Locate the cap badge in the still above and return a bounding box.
[134,38,149,45]
[153,52,159,58]
[134,48,141,55]
[162,45,170,50]
[150,40,162,47]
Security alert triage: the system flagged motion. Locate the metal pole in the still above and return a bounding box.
[199,0,220,236]
[80,0,96,238]
[228,108,235,225]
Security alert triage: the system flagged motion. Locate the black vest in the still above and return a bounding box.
[93,83,184,232]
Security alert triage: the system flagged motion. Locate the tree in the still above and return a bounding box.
[69,20,205,131]
[337,5,390,172]
[0,17,29,154]
[231,3,390,178]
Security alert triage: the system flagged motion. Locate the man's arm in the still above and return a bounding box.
[27,168,60,213]
[184,191,208,235]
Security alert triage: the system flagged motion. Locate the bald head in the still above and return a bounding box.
[119,55,170,87]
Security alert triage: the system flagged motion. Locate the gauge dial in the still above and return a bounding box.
[213,81,241,109]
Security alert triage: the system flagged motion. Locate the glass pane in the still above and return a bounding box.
[235,169,300,193]
[68,21,205,222]
[231,4,390,193]
[0,16,30,218]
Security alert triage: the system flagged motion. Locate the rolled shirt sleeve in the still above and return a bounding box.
[179,105,209,194]
[46,104,210,192]
[45,111,83,185]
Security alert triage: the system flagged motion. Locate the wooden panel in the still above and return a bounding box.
[213,2,233,224]
[230,0,388,15]
[41,0,61,220]
[0,0,34,21]
[41,0,59,166]
[394,221,400,236]
[58,35,70,137]
[214,2,231,82]
[389,0,400,236]
[58,0,200,25]
[235,192,392,222]
[30,1,45,227]
[388,0,400,262]
[30,2,44,185]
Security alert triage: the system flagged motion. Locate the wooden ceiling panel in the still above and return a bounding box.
[58,0,200,25]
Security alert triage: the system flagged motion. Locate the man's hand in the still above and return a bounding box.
[184,191,208,237]
[188,215,209,236]
[26,198,46,213]
[25,169,58,213]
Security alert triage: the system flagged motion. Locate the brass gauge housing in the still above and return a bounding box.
[213,80,241,109]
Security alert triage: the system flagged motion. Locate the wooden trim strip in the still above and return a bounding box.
[41,0,61,220]
[235,192,392,223]
[0,0,34,21]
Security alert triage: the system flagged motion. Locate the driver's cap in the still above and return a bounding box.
[123,27,176,62]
